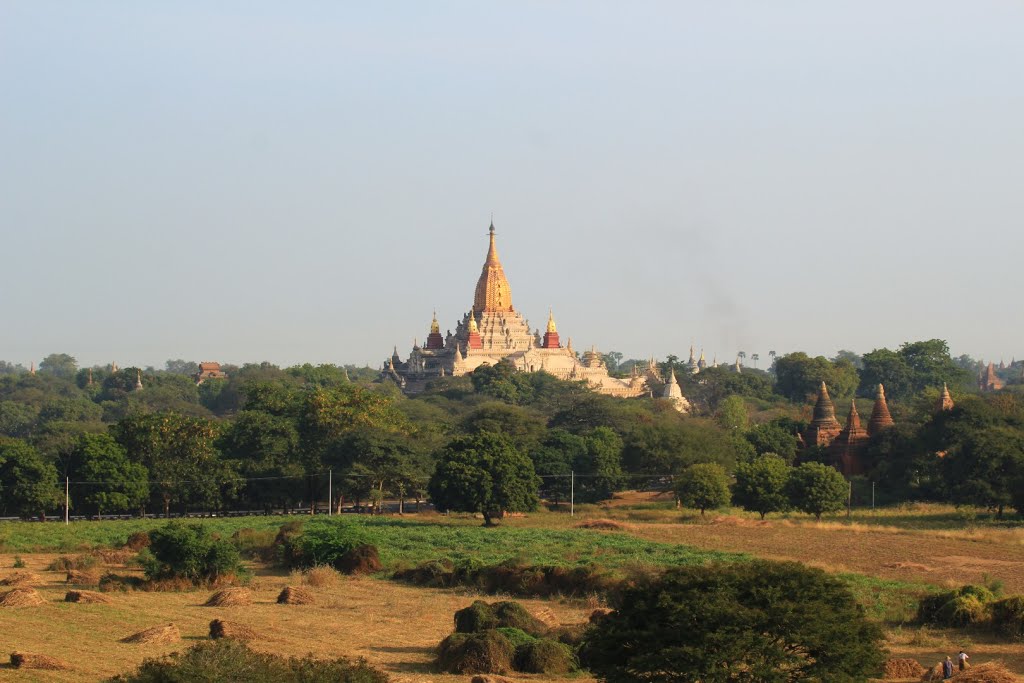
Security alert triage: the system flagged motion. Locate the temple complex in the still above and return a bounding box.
[802,382,843,447]
[382,222,654,399]
[979,363,1006,392]
[661,367,691,413]
[194,362,228,384]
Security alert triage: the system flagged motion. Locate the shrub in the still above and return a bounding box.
[143,522,244,584]
[273,521,305,567]
[550,623,589,647]
[393,559,455,587]
[918,585,995,627]
[124,531,151,551]
[335,544,382,575]
[294,523,374,570]
[582,560,886,683]
[106,639,388,683]
[989,596,1024,640]
[436,631,514,675]
[514,638,577,674]
[12,556,26,569]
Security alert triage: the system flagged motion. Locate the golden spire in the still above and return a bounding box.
[546,308,557,334]
[473,221,513,312]
[430,310,440,334]
[468,308,479,333]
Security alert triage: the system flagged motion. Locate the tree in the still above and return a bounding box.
[0,437,61,519]
[38,353,78,379]
[733,454,790,519]
[859,348,913,399]
[745,421,799,462]
[715,395,748,432]
[164,359,199,375]
[582,560,886,683]
[674,463,730,516]
[428,432,540,526]
[751,353,760,368]
[786,462,848,520]
[602,351,623,373]
[832,349,864,370]
[67,433,149,516]
[943,426,1024,518]
[774,352,859,401]
[530,428,585,504]
[575,426,626,503]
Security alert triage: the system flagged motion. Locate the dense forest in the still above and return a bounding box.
[0,340,1022,520]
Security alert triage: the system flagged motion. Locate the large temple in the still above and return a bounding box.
[381,222,658,401]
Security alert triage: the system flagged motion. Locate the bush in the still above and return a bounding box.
[514,638,577,674]
[335,544,382,575]
[918,585,995,627]
[436,630,514,674]
[124,531,151,551]
[12,556,26,569]
[106,639,388,682]
[454,600,547,637]
[397,556,617,598]
[582,560,886,683]
[273,521,305,567]
[550,623,589,647]
[990,596,1024,640]
[293,523,374,571]
[143,522,244,584]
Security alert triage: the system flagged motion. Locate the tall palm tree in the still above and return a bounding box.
[738,351,746,366]
[751,353,760,368]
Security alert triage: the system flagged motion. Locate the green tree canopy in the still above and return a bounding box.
[428,431,540,526]
[674,463,730,516]
[786,462,848,520]
[774,352,859,401]
[582,560,885,683]
[0,437,61,519]
[68,433,149,516]
[732,454,790,519]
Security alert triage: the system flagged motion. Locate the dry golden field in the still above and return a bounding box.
[2,499,1024,682]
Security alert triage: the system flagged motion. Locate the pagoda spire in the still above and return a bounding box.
[804,382,843,447]
[466,307,483,349]
[868,384,895,436]
[542,308,560,348]
[29,361,35,375]
[135,369,143,390]
[937,383,955,412]
[474,220,513,312]
[426,310,444,349]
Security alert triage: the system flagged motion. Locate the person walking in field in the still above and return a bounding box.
[958,650,970,671]
[942,656,954,680]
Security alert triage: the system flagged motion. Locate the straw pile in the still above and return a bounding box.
[470,676,517,683]
[120,623,181,644]
[209,619,258,641]
[204,587,253,607]
[277,585,315,605]
[10,652,70,670]
[589,608,613,623]
[65,590,112,604]
[0,588,47,607]
[66,569,102,585]
[884,658,926,679]
[952,662,1024,683]
[0,571,42,587]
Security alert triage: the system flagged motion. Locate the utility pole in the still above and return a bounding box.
[328,470,332,516]
[570,471,575,517]
[871,481,875,510]
[65,477,69,525]
[847,480,853,519]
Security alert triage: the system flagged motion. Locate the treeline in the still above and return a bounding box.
[0,340,1022,520]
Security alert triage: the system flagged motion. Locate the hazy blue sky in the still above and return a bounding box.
[2,2,1022,369]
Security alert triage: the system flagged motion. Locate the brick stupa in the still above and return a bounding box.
[830,400,869,475]
[867,384,895,437]
[937,383,955,412]
[803,382,843,447]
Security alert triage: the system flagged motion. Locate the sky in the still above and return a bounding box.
[2,2,1022,370]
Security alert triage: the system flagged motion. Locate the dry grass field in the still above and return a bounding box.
[2,498,1023,681]
[0,553,596,683]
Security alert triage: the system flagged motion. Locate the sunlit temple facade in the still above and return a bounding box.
[382,222,672,403]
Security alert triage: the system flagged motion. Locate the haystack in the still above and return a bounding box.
[209,619,258,641]
[589,608,613,623]
[952,662,1024,683]
[470,676,517,683]
[120,623,180,644]
[204,587,253,607]
[922,663,946,682]
[65,590,113,604]
[0,571,42,587]
[884,658,926,679]
[277,585,315,605]
[10,652,70,670]
[66,569,101,585]
[0,588,46,607]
